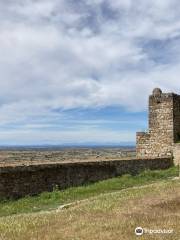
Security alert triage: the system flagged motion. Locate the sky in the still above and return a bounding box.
[0,0,180,145]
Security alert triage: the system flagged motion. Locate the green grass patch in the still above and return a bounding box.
[0,166,178,217]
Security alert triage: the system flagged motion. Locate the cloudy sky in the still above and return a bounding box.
[0,0,180,145]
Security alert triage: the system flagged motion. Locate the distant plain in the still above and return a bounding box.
[0,147,136,166]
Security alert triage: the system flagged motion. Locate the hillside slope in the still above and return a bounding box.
[0,179,179,240]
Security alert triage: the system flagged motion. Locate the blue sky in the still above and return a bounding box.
[0,0,180,145]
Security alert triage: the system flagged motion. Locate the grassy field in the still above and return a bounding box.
[0,167,179,240]
[0,178,179,240]
[0,166,178,217]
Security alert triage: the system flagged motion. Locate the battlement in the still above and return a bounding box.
[136,88,180,162]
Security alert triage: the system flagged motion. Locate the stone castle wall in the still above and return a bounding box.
[136,88,180,161]
[0,157,172,199]
[172,144,180,166]
[172,94,180,142]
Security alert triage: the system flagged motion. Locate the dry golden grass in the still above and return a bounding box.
[0,179,179,240]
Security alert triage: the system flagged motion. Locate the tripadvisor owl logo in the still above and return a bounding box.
[135,227,144,236]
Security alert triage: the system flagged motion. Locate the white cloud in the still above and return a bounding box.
[0,0,180,143]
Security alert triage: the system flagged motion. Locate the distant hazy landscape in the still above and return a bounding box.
[0,146,136,166]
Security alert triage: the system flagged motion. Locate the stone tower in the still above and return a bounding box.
[136,88,180,159]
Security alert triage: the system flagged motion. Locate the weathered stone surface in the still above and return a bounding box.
[172,144,180,166]
[0,157,172,199]
[136,88,180,162]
